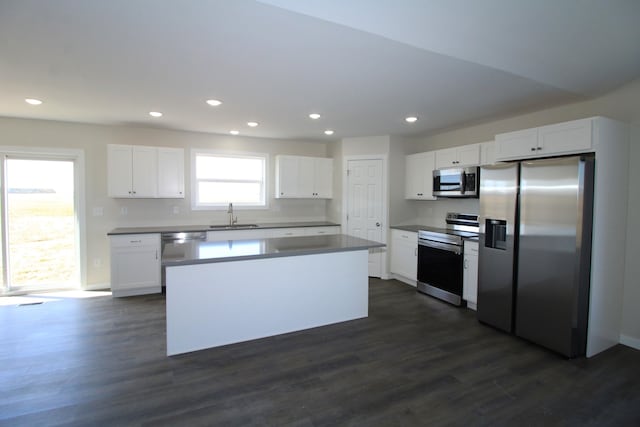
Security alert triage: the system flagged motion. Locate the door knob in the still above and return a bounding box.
[376,222,381,227]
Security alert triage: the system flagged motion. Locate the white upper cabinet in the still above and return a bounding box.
[157,147,185,198]
[108,144,158,198]
[434,144,481,169]
[108,144,184,199]
[405,151,436,200]
[275,155,333,199]
[480,141,497,165]
[495,117,594,161]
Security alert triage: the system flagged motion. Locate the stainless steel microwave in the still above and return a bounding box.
[433,166,479,198]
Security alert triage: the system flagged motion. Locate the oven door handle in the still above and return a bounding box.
[418,239,462,255]
[460,171,466,195]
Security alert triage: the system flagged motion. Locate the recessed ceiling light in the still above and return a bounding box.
[324,130,334,135]
[149,111,163,118]
[230,130,239,135]
[309,113,321,120]
[25,98,43,105]
[206,99,222,107]
[247,121,259,127]
[405,116,418,123]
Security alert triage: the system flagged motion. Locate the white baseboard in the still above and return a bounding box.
[83,283,111,291]
[389,273,417,287]
[620,334,640,350]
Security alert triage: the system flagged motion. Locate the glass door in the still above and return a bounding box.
[1,156,79,293]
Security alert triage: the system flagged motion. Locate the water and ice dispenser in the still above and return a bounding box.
[485,219,507,250]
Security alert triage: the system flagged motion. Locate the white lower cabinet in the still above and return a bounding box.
[463,240,479,310]
[390,229,418,285]
[110,234,161,297]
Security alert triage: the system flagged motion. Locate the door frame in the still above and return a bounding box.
[341,154,389,279]
[0,146,86,294]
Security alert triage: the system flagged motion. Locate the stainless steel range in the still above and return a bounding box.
[417,213,479,306]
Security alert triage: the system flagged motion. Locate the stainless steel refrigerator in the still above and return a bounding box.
[477,155,594,358]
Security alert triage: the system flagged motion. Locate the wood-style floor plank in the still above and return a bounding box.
[1,279,639,426]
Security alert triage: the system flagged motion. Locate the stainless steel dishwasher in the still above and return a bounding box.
[161,231,207,286]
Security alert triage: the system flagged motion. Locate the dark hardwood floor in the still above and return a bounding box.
[1,279,639,426]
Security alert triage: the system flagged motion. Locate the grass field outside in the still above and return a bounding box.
[5,193,77,290]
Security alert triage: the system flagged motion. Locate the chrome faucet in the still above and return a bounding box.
[227,203,238,226]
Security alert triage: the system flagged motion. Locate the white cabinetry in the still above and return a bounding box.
[206,225,340,241]
[495,117,594,161]
[110,234,161,297]
[405,152,436,200]
[108,145,158,198]
[157,148,185,198]
[480,141,497,165]
[390,229,418,285]
[275,155,333,199]
[108,144,185,198]
[435,144,481,169]
[463,240,479,310]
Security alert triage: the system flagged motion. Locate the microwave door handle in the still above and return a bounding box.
[460,171,466,194]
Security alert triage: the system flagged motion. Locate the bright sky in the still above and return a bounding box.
[6,159,74,194]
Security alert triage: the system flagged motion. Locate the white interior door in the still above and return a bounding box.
[346,159,383,277]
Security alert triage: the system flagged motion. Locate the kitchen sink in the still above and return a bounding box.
[209,224,259,230]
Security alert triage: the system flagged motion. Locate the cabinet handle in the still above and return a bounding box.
[156,250,158,260]
[536,147,542,150]
[414,248,417,256]
[130,240,142,243]
[531,147,536,151]
[464,259,468,269]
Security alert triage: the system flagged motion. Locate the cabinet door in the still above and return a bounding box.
[456,144,481,167]
[297,157,316,197]
[390,230,417,281]
[480,141,497,165]
[158,148,185,198]
[314,158,333,198]
[107,145,134,197]
[495,128,539,160]
[276,156,300,198]
[405,152,436,200]
[435,147,458,169]
[110,234,161,297]
[463,241,479,308]
[131,146,158,198]
[538,118,593,156]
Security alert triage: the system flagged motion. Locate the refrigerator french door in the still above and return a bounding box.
[478,155,595,358]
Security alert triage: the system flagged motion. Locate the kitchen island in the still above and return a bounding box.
[163,234,384,356]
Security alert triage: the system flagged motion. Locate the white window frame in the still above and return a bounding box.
[190,149,268,210]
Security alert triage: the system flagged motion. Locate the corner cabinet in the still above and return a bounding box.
[405,152,436,200]
[463,240,479,310]
[110,234,161,297]
[107,144,185,199]
[495,117,594,161]
[275,155,333,199]
[390,229,418,285]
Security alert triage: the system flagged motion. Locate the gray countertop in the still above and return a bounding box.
[109,221,340,235]
[162,234,384,267]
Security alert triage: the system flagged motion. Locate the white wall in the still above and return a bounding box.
[407,77,640,347]
[1,117,330,288]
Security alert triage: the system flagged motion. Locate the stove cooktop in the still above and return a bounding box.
[418,226,479,239]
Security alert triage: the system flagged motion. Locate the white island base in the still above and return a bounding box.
[166,250,368,356]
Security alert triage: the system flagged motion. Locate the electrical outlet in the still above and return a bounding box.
[120,206,128,215]
[93,258,102,268]
[92,207,104,216]
[173,206,179,214]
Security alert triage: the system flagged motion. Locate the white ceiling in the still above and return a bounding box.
[1,0,639,141]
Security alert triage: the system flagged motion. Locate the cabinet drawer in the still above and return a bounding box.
[305,226,340,236]
[110,234,159,248]
[269,227,308,238]
[391,229,418,241]
[206,229,271,241]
